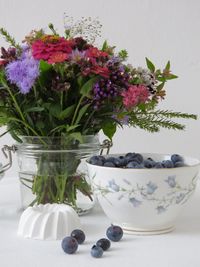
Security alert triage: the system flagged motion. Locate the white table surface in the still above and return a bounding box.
[0,176,200,267]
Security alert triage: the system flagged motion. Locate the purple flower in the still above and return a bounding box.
[69,48,86,63]
[112,114,130,125]
[107,56,122,65]
[5,50,39,94]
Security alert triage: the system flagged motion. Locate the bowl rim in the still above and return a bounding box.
[86,152,200,171]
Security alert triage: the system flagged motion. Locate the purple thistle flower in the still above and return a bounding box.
[5,50,39,94]
[112,114,130,125]
[69,48,86,63]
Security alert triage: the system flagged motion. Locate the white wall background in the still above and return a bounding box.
[0,0,199,177]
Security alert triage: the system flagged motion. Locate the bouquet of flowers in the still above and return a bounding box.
[0,17,196,208]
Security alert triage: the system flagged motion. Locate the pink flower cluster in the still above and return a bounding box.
[121,85,149,109]
[32,35,73,64]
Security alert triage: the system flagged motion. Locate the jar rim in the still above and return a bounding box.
[16,135,101,154]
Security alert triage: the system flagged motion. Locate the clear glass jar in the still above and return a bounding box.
[16,135,100,215]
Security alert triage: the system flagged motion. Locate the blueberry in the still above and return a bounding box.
[89,156,103,166]
[117,158,127,167]
[162,160,174,168]
[125,152,135,158]
[171,154,183,164]
[147,157,154,161]
[97,156,106,163]
[96,238,111,251]
[125,153,136,162]
[106,225,123,242]
[104,162,115,167]
[71,229,85,244]
[174,161,185,167]
[91,245,104,258]
[61,236,78,254]
[154,162,164,168]
[126,161,140,168]
[133,153,143,164]
[144,159,155,168]
[106,157,116,163]
[113,158,121,167]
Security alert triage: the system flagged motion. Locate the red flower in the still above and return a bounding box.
[90,65,110,78]
[48,52,68,64]
[32,35,73,64]
[0,59,7,67]
[86,47,108,58]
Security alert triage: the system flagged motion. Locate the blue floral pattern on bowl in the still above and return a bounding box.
[92,174,198,214]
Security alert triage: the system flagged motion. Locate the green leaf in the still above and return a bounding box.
[166,74,178,80]
[145,57,155,72]
[102,40,108,51]
[118,49,128,60]
[59,105,75,120]
[69,132,83,143]
[75,104,90,125]
[80,77,97,97]
[36,120,45,129]
[49,103,61,118]
[0,116,10,126]
[156,82,165,91]
[39,60,52,72]
[102,121,116,140]
[165,61,170,71]
[66,125,80,132]
[9,130,22,142]
[25,107,45,113]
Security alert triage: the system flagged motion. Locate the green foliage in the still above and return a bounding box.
[146,57,155,72]
[118,49,128,60]
[80,77,98,97]
[102,120,117,140]
[0,27,21,50]
[129,109,197,133]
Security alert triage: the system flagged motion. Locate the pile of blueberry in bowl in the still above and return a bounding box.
[86,152,200,235]
[88,153,185,169]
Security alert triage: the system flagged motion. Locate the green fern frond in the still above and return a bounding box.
[128,108,197,133]
[148,110,197,120]
[0,27,21,50]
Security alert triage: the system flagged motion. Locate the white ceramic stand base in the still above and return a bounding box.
[118,224,175,235]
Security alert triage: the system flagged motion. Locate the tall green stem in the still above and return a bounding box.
[2,81,26,123]
[71,95,84,125]
[9,118,47,145]
[60,91,63,111]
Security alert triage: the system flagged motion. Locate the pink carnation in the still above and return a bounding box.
[121,85,149,109]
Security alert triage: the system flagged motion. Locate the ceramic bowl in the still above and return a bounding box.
[87,153,200,235]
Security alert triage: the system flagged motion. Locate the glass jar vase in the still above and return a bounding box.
[16,135,101,214]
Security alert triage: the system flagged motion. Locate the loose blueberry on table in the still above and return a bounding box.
[89,153,185,169]
[106,225,123,242]
[96,238,111,251]
[71,229,86,244]
[91,245,104,258]
[61,236,78,254]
